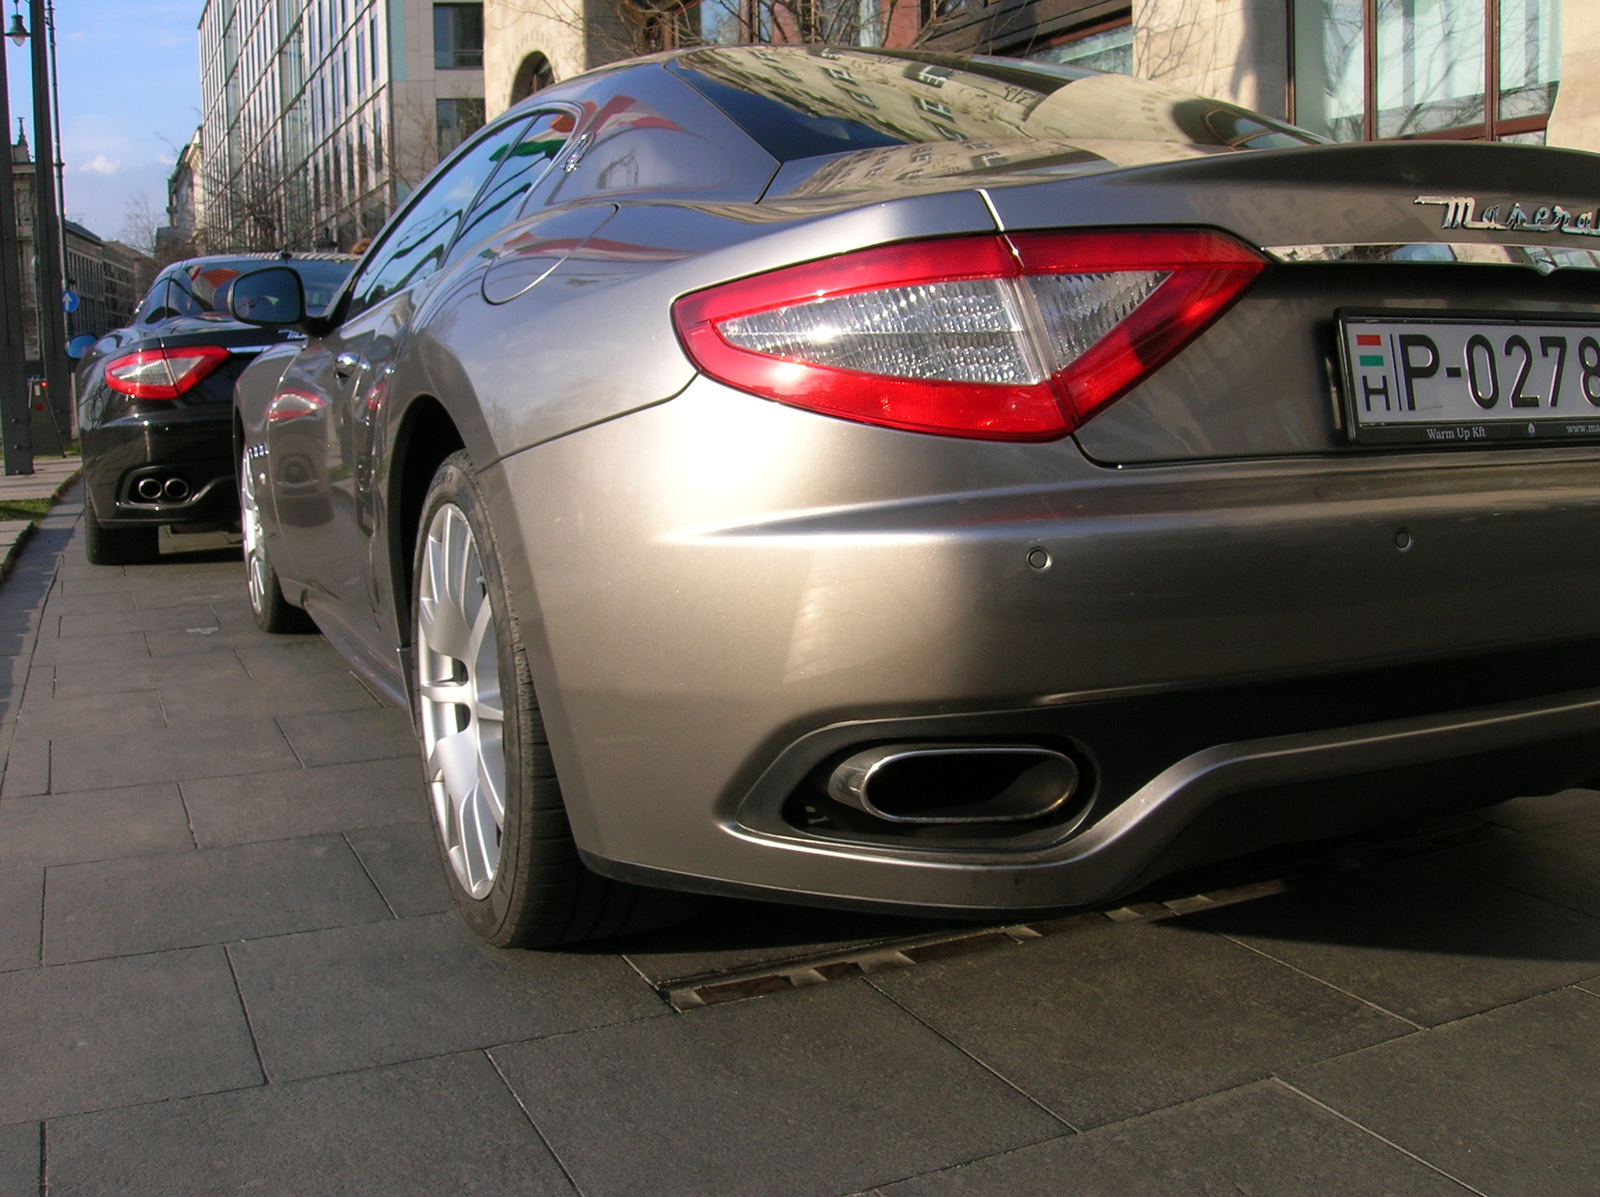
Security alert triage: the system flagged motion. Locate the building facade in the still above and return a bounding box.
[196,0,486,252]
[101,240,155,331]
[483,0,1597,155]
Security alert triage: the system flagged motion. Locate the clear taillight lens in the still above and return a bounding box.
[103,345,230,399]
[673,230,1266,440]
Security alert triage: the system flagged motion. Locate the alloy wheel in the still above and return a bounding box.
[416,503,507,899]
[240,448,268,616]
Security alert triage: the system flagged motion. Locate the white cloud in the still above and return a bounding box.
[81,154,120,175]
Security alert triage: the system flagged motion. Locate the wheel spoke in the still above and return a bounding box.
[419,679,471,708]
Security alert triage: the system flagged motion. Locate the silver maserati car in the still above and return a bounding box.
[229,45,1600,947]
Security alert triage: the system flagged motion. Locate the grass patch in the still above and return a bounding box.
[0,498,54,523]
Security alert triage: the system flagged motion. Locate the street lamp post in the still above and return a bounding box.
[25,0,69,448]
[0,9,33,474]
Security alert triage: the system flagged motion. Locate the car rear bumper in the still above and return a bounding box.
[82,410,237,527]
[485,376,1600,912]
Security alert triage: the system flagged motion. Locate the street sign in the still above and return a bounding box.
[60,290,78,313]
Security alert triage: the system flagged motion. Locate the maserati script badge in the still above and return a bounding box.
[1416,195,1600,236]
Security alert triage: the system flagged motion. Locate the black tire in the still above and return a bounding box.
[414,451,700,947]
[83,504,159,566]
[241,449,315,634]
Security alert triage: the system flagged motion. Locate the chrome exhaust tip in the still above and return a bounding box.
[827,744,1082,825]
[135,477,163,501]
[162,476,190,501]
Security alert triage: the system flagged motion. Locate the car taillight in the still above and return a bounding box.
[103,345,230,400]
[672,229,1266,440]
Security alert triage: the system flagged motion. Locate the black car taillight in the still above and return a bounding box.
[672,229,1266,441]
[103,345,230,400]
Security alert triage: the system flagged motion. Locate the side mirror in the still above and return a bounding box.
[66,333,97,360]
[229,266,305,327]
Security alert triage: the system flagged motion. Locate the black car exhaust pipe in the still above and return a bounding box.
[135,477,163,501]
[162,477,190,501]
[827,744,1081,825]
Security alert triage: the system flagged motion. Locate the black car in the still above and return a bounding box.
[77,253,354,564]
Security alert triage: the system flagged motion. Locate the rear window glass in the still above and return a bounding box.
[171,258,354,317]
[668,48,1319,163]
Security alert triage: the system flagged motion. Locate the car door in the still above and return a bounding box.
[266,115,536,664]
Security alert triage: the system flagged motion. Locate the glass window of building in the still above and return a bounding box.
[434,4,485,69]
[437,97,487,156]
[1025,16,1134,75]
[1293,0,1561,143]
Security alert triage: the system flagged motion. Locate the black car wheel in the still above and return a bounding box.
[83,504,159,566]
[412,451,698,947]
[240,447,315,634]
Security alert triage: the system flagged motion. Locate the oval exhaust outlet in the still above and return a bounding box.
[135,477,163,501]
[162,476,190,501]
[827,744,1081,825]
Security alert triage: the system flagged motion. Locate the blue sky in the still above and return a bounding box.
[6,1,201,244]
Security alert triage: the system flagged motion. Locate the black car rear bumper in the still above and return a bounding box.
[81,410,237,528]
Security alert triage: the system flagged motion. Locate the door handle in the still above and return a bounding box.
[334,351,363,380]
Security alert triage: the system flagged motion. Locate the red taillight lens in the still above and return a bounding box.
[103,345,230,399]
[672,229,1266,440]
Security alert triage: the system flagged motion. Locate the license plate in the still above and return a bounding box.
[1340,314,1600,445]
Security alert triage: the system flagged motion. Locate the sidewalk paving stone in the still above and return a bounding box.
[13,689,165,736]
[0,865,41,973]
[227,911,665,1083]
[42,835,390,964]
[0,1123,38,1197]
[343,821,454,917]
[0,782,192,866]
[235,640,362,678]
[1185,857,1600,1026]
[53,604,225,640]
[1286,987,1600,1197]
[0,946,261,1123]
[491,979,1066,1197]
[49,650,246,699]
[44,1052,573,1197]
[181,756,425,848]
[876,1080,1472,1197]
[277,706,420,767]
[157,668,380,723]
[46,719,300,793]
[30,631,152,667]
[871,918,1409,1131]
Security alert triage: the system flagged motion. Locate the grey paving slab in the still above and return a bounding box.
[278,706,418,767]
[50,650,247,699]
[144,625,305,658]
[30,632,151,667]
[47,719,300,793]
[872,919,1408,1130]
[235,640,356,678]
[1433,826,1600,921]
[0,946,261,1122]
[181,756,425,848]
[52,572,135,596]
[44,835,390,963]
[1477,789,1600,832]
[1,730,49,799]
[622,899,958,986]
[14,689,164,735]
[0,782,192,866]
[129,583,237,610]
[344,821,453,917]
[1288,988,1600,1197]
[157,668,380,724]
[41,590,135,616]
[879,1080,1470,1197]
[45,1052,572,1197]
[493,980,1065,1197]
[228,911,664,1082]
[0,1123,38,1197]
[54,604,223,640]
[0,864,40,972]
[1186,857,1600,1026]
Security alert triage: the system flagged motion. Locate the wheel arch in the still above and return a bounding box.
[387,394,466,652]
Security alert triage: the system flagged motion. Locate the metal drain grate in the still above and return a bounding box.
[657,817,1500,1011]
